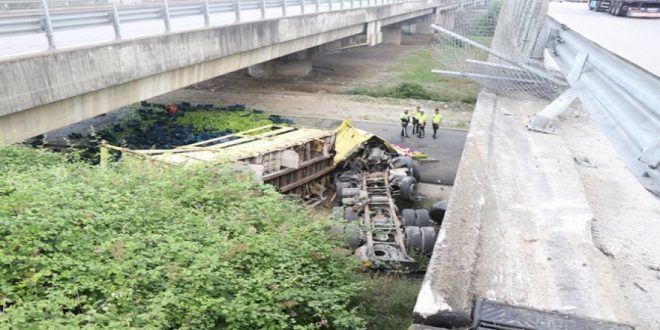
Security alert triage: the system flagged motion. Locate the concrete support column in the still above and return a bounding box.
[381,26,402,45]
[248,50,313,79]
[437,10,456,30]
[410,15,436,35]
[366,20,382,46]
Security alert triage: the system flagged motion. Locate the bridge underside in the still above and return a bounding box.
[0,1,462,145]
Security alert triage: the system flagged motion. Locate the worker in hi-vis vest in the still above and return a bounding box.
[400,109,411,137]
[417,110,428,138]
[412,106,422,134]
[432,108,444,139]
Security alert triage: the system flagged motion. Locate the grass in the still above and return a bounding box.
[347,47,481,104]
[357,274,423,330]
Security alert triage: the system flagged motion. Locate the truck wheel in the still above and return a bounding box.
[412,161,422,183]
[391,156,413,169]
[405,226,422,251]
[399,177,418,202]
[402,209,417,226]
[420,227,437,254]
[415,209,433,227]
[430,201,448,223]
[344,223,362,248]
[344,208,358,221]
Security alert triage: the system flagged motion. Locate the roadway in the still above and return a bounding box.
[548,1,660,77]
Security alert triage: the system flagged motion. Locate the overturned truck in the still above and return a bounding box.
[331,122,439,270]
[103,120,439,268]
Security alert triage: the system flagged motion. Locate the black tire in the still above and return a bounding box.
[430,201,447,223]
[404,226,422,251]
[420,227,437,254]
[391,156,413,169]
[344,223,362,248]
[415,209,433,227]
[402,209,417,226]
[335,182,350,206]
[399,177,418,202]
[412,161,422,183]
[344,208,358,221]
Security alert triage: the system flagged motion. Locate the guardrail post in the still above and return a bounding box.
[203,0,211,26]
[261,0,266,18]
[315,0,320,12]
[235,0,241,22]
[329,0,333,10]
[350,0,354,8]
[111,0,122,39]
[301,0,305,13]
[40,0,56,49]
[282,0,287,16]
[340,0,344,9]
[163,0,171,32]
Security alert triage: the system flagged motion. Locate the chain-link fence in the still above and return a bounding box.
[432,0,567,100]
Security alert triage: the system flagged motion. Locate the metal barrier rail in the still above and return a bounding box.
[546,16,660,194]
[0,0,407,49]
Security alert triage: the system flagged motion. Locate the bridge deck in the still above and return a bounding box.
[413,92,660,329]
[548,2,660,78]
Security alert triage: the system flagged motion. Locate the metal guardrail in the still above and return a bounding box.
[0,0,407,49]
[546,16,660,195]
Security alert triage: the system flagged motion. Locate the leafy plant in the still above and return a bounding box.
[0,147,368,329]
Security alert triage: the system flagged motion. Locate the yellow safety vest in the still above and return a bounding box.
[400,112,410,122]
[413,112,422,120]
[419,114,428,124]
[432,113,443,124]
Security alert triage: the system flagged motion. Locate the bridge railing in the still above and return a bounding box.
[0,0,421,50]
[546,16,660,195]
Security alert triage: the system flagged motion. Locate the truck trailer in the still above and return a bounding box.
[589,0,660,17]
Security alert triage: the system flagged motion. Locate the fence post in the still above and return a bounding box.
[235,0,241,22]
[261,0,266,18]
[316,0,320,12]
[341,0,344,9]
[301,0,305,13]
[329,0,333,10]
[163,0,171,32]
[111,0,122,39]
[40,0,56,49]
[203,0,210,26]
[282,0,287,16]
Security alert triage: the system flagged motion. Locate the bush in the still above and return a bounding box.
[347,82,447,102]
[0,147,367,329]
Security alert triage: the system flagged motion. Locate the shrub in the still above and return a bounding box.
[0,147,367,329]
[346,82,447,102]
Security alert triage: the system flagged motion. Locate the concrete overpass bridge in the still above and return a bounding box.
[0,0,480,145]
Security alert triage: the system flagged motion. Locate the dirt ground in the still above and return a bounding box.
[150,34,475,129]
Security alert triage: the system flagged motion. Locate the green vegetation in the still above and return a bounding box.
[357,275,422,330]
[347,48,480,104]
[347,82,447,102]
[0,147,369,329]
[176,110,273,133]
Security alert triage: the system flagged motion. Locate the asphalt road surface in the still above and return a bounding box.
[287,116,468,185]
[548,2,660,77]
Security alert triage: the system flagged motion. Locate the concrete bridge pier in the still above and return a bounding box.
[248,50,313,79]
[410,14,438,35]
[381,26,402,45]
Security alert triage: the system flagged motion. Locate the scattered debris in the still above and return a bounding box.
[573,156,597,168]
